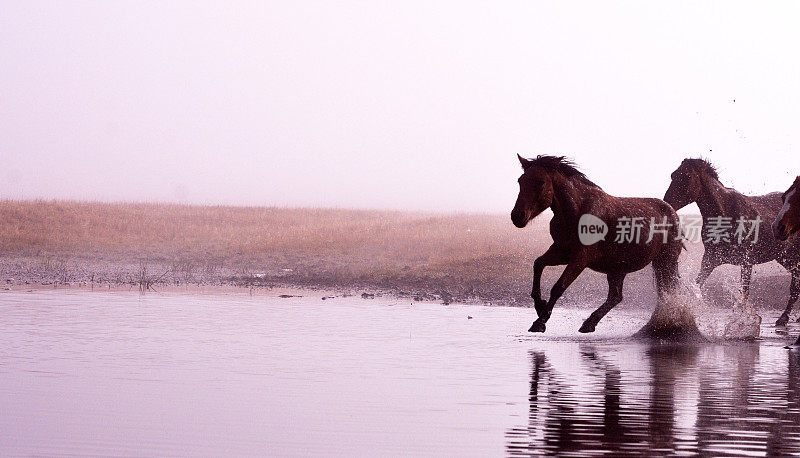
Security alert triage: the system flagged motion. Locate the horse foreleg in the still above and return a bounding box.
[774,270,799,325]
[531,245,569,318]
[529,259,588,333]
[579,272,626,333]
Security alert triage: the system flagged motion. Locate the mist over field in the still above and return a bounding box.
[1,2,799,212]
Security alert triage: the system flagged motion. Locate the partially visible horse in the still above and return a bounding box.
[511,155,682,333]
[774,176,800,242]
[773,177,800,345]
[664,159,800,326]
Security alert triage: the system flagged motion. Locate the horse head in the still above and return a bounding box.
[511,155,557,228]
[663,158,719,211]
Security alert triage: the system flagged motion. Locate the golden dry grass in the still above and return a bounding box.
[0,200,548,302]
[0,199,793,309]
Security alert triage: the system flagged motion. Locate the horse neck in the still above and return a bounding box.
[550,175,599,222]
[695,174,730,217]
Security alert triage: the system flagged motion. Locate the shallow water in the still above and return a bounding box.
[1,290,799,456]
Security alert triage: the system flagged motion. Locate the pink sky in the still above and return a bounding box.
[1,1,798,211]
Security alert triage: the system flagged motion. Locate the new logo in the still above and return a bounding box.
[578,214,608,245]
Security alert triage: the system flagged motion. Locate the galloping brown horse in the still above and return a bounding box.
[511,155,682,333]
[664,159,800,326]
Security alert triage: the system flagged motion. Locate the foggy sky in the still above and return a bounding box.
[1,1,799,212]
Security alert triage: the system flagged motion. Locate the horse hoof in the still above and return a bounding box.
[776,315,790,327]
[579,322,596,333]
[528,320,546,333]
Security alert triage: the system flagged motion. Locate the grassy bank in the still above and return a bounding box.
[0,200,547,303]
[0,200,792,308]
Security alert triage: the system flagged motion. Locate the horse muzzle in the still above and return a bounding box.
[773,219,791,241]
[663,191,688,212]
[511,209,530,228]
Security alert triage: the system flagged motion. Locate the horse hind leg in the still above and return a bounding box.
[654,241,682,298]
[579,272,625,333]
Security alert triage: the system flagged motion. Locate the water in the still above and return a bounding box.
[1,289,799,456]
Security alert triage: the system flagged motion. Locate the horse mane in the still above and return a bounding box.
[682,158,720,180]
[523,155,599,188]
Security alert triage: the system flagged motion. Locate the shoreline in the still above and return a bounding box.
[0,256,494,306]
[1,251,795,311]
[0,253,529,306]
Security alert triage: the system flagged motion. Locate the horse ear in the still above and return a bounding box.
[517,154,531,169]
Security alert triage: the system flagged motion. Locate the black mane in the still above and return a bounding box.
[682,158,720,180]
[523,155,599,187]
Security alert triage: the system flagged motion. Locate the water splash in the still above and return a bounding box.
[634,281,705,341]
[635,281,761,342]
[691,282,762,341]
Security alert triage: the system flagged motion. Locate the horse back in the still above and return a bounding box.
[551,194,681,274]
[690,190,797,266]
[745,192,783,221]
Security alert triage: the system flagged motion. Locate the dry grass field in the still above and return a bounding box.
[0,200,794,309]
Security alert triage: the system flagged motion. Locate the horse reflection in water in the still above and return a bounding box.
[506,343,800,456]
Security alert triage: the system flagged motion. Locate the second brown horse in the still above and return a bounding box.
[511,155,682,333]
[664,159,800,325]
